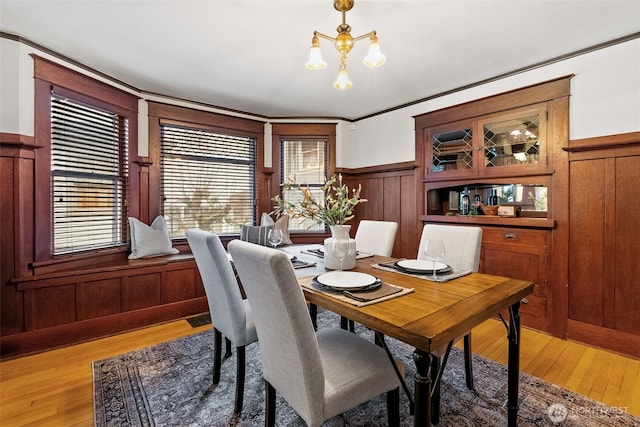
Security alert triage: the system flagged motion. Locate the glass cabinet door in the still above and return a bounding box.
[480,105,547,172]
[427,124,474,176]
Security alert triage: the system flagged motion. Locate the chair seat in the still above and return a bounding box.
[318,328,400,420]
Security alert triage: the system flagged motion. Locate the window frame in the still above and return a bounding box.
[271,123,336,239]
[33,55,139,263]
[147,102,264,243]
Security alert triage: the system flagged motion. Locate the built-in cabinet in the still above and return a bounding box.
[415,76,571,335]
[426,103,549,180]
[480,226,551,331]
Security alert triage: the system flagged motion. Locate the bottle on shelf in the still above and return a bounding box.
[474,192,482,215]
[489,189,499,206]
[460,188,470,215]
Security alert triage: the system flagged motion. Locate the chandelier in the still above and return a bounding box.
[305,0,386,90]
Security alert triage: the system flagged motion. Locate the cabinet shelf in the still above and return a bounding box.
[422,214,555,229]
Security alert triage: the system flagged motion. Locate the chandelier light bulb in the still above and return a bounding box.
[333,67,352,90]
[363,33,385,68]
[305,35,327,70]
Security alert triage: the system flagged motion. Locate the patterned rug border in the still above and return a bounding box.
[93,313,639,426]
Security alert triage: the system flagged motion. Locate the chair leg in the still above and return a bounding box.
[265,380,276,427]
[213,328,222,385]
[225,337,232,359]
[234,345,246,414]
[340,316,356,332]
[463,333,474,390]
[308,303,318,330]
[340,315,349,330]
[387,387,400,427]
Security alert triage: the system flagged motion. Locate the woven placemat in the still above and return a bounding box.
[298,275,413,307]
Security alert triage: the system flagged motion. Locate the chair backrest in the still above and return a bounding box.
[186,229,250,345]
[227,240,324,422]
[417,224,482,271]
[354,220,398,256]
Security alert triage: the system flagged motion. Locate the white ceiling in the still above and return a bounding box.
[2,0,639,121]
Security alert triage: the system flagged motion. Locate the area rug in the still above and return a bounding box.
[93,310,638,426]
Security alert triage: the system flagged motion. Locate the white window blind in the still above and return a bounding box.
[51,94,129,254]
[281,139,327,232]
[161,125,256,237]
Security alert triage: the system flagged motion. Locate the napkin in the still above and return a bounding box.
[292,259,316,269]
[343,282,404,302]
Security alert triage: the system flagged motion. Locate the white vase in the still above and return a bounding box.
[323,225,357,270]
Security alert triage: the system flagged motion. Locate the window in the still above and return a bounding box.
[160,124,256,237]
[51,94,129,254]
[280,139,327,231]
[33,55,139,261]
[272,123,336,233]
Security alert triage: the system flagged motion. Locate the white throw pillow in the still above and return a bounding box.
[128,216,179,259]
[260,212,293,245]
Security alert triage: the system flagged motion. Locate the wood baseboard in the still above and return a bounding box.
[567,319,640,359]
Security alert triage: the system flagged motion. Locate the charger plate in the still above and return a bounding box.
[395,259,450,274]
[316,271,378,290]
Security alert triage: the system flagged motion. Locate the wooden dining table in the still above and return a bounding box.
[286,246,535,427]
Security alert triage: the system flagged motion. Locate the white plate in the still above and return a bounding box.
[316,271,377,289]
[396,259,447,272]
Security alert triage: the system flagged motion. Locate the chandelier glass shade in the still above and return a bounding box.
[305,0,385,90]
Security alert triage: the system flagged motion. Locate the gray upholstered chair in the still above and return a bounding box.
[185,229,258,415]
[418,223,483,391]
[227,239,401,427]
[354,220,398,256]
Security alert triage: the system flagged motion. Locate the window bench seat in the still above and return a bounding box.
[3,253,208,358]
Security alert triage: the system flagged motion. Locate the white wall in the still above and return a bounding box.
[345,38,640,168]
[2,37,639,169]
[0,39,35,135]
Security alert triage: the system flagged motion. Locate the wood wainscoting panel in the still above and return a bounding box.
[195,270,206,298]
[76,278,121,321]
[567,133,640,358]
[25,285,76,330]
[569,158,607,326]
[122,273,162,311]
[162,268,197,304]
[613,156,640,336]
[343,162,418,259]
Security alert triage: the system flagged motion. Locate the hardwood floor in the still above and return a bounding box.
[1,316,638,426]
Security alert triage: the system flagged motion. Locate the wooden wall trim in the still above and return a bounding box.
[31,54,140,111]
[0,297,208,359]
[0,133,37,147]
[148,101,264,134]
[565,131,640,152]
[338,161,416,176]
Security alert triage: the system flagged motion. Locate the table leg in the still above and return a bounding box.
[507,301,522,427]
[413,349,434,427]
[430,355,441,424]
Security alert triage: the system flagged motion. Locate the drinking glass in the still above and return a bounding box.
[332,239,352,271]
[267,228,283,250]
[423,239,446,279]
